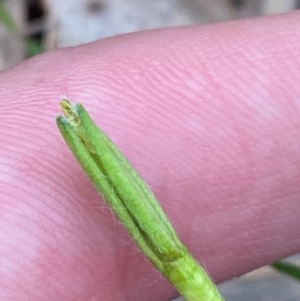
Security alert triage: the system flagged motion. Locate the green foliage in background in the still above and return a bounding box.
[0,2,43,57]
[26,39,44,57]
[272,261,300,282]
[0,2,16,30]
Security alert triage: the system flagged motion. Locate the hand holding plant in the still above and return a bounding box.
[0,12,300,301]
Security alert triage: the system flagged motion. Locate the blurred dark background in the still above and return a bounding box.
[0,0,299,69]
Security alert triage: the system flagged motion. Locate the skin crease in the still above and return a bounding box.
[0,11,300,301]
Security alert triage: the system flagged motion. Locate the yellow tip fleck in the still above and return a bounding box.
[60,98,80,126]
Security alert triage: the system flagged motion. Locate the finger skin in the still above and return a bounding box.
[0,11,300,301]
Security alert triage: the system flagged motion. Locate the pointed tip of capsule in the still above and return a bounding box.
[59,98,81,126]
[60,98,75,117]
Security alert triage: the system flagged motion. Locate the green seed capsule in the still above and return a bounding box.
[57,99,225,301]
